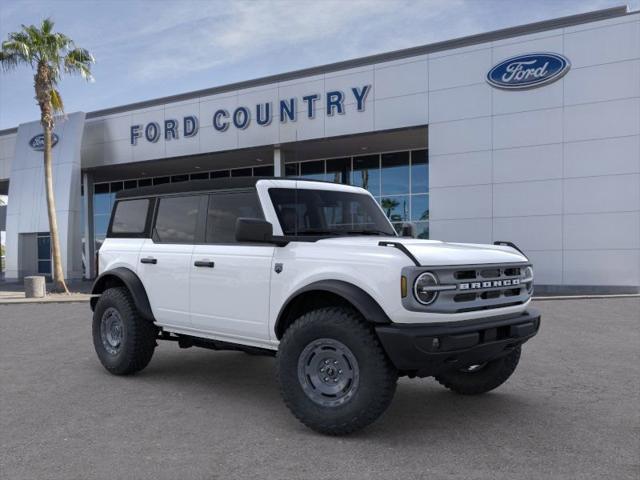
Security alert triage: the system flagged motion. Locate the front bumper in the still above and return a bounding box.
[375,309,541,377]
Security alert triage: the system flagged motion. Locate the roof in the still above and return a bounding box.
[115,176,332,199]
[0,5,631,137]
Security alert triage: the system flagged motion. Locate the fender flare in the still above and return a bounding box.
[90,267,154,321]
[275,280,391,338]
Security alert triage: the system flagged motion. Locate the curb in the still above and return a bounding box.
[0,296,92,305]
[533,294,640,301]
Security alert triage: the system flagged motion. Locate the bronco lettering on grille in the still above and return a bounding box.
[459,279,521,290]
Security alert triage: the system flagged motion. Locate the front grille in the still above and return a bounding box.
[404,262,532,314]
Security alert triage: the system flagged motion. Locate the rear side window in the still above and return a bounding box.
[110,199,150,236]
[154,195,201,243]
[206,191,263,243]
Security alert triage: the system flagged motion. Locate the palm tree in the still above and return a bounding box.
[0,18,94,293]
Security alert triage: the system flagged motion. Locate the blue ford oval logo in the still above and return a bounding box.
[487,53,570,90]
[29,133,59,151]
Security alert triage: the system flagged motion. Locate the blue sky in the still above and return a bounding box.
[0,0,634,130]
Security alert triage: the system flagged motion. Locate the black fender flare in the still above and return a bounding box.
[275,280,391,338]
[90,267,154,321]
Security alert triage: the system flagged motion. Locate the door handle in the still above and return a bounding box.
[194,260,215,268]
[140,257,157,264]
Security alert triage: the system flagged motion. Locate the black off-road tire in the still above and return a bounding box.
[92,287,157,375]
[276,307,398,435]
[434,347,521,395]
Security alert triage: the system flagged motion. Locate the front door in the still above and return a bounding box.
[189,190,274,343]
[137,194,206,329]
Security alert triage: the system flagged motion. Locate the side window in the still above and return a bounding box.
[109,199,150,236]
[153,195,201,243]
[206,191,264,243]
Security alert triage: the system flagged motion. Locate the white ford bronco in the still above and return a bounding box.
[91,177,540,435]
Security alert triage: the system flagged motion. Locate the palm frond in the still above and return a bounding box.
[41,17,54,35]
[50,88,64,113]
[64,47,94,81]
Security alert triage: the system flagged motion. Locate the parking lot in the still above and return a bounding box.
[1,297,638,480]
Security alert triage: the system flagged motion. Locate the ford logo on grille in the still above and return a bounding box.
[29,133,59,151]
[487,53,570,90]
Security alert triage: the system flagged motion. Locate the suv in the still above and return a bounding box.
[91,177,540,435]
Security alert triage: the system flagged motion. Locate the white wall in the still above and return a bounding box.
[0,133,16,181]
[428,12,640,289]
[80,56,429,168]
[5,113,85,280]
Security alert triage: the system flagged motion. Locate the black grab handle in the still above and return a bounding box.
[194,260,215,268]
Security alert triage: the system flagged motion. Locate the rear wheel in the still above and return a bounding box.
[434,347,521,395]
[276,307,397,435]
[92,287,157,375]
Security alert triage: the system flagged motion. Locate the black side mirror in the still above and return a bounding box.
[236,218,281,244]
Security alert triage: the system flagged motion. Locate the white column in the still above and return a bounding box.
[82,171,95,279]
[273,147,285,177]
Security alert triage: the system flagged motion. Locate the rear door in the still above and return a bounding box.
[137,194,206,329]
[189,190,274,343]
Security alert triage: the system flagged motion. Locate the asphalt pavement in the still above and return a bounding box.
[0,298,638,479]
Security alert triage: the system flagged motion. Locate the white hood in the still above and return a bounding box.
[317,237,528,266]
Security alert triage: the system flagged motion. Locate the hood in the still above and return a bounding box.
[316,236,528,266]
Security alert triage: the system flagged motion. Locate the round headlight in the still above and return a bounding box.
[414,272,439,305]
[524,266,534,294]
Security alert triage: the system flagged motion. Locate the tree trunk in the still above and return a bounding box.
[43,122,68,293]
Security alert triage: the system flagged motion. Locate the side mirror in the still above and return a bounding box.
[400,222,416,238]
[235,218,278,244]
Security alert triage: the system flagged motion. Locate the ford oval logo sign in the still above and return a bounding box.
[487,53,570,90]
[29,133,59,151]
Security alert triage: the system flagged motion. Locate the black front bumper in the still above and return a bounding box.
[375,309,541,377]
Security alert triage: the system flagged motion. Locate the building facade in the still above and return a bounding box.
[0,6,639,293]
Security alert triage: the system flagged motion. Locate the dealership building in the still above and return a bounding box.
[0,5,639,293]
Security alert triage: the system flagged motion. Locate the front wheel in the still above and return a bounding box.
[92,287,157,375]
[276,307,398,435]
[434,347,521,395]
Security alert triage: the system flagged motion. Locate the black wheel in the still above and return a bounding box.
[434,347,521,395]
[92,287,157,375]
[276,307,397,435]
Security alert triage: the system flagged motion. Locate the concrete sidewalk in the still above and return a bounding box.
[0,279,92,304]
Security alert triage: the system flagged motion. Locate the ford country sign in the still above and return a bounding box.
[487,53,570,90]
[29,133,59,151]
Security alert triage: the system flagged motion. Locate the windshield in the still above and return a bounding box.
[269,188,396,237]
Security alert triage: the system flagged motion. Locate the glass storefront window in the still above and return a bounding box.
[411,149,428,193]
[153,176,170,185]
[231,168,252,177]
[414,222,429,239]
[190,172,209,180]
[253,165,273,176]
[211,170,230,178]
[84,148,430,263]
[37,232,51,275]
[110,181,123,192]
[381,151,410,195]
[352,155,380,195]
[380,195,409,223]
[326,158,350,184]
[285,163,299,176]
[300,160,325,181]
[411,194,429,221]
[94,214,110,238]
